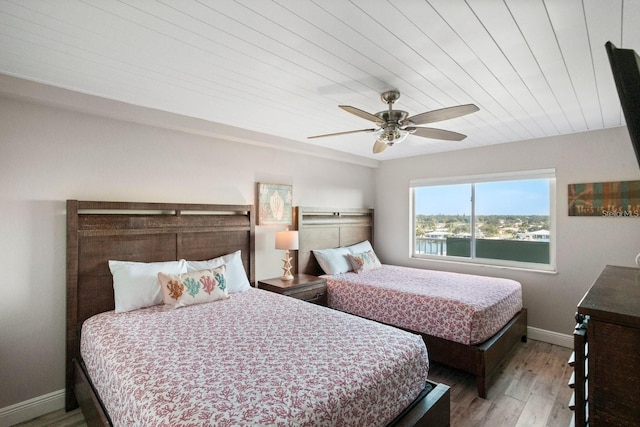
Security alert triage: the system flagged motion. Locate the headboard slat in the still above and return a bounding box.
[77,226,252,237]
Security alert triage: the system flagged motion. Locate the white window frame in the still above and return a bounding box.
[410,169,556,272]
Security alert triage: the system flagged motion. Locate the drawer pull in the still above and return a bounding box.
[306,292,325,302]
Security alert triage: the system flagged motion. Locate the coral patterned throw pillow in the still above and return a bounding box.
[158,265,228,309]
[347,250,382,274]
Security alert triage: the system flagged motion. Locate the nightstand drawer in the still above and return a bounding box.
[286,284,327,305]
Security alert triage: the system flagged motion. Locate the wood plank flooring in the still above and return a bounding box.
[12,407,87,427]
[427,339,573,427]
[13,339,572,427]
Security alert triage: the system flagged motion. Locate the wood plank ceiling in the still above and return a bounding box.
[0,0,638,161]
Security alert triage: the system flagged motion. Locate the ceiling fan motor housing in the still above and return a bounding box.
[375,110,410,125]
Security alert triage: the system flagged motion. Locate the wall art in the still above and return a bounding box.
[568,180,640,217]
[257,183,293,225]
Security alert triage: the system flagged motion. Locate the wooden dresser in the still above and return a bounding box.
[569,265,640,426]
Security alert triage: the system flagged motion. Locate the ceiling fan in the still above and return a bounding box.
[308,90,479,154]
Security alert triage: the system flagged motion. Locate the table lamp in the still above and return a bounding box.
[275,229,298,280]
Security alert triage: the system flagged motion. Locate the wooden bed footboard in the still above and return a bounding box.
[389,381,450,427]
[73,359,111,427]
[424,308,527,398]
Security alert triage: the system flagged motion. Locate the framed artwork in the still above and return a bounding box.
[257,183,293,225]
[568,180,640,217]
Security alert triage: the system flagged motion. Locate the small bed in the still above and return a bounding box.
[65,200,450,427]
[295,206,528,399]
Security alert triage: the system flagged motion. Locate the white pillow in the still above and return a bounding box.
[186,250,251,293]
[312,247,352,275]
[345,240,374,254]
[109,259,187,313]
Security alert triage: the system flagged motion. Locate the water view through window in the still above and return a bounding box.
[413,176,552,268]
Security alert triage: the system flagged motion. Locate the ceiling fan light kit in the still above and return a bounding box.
[374,125,412,145]
[308,90,479,154]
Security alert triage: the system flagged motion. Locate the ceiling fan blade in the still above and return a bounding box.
[307,128,376,139]
[407,127,467,141]
[407,104,479,125]
[339,105,384,124]
[373,140,387,154]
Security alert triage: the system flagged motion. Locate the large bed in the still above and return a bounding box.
[295,206,528,399]
[65,200,450,426]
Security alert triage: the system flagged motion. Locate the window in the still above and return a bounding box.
[410,169,555,271]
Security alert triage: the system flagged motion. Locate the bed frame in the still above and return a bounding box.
[66,200,449,427]
[295,206,528,399]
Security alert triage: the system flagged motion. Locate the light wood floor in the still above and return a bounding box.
[428,339,573,427]
[14,339,572,427]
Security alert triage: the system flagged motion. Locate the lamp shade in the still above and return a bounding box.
[275,230,299,250]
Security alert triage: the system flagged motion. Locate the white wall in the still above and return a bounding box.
[374,126,640,337]
[0,95,375,414]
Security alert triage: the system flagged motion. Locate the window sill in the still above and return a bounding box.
[410,255,558,275]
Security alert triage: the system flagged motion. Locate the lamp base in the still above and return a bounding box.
[280,250,294,281]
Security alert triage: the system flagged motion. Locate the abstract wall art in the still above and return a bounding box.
[568,180,640,217]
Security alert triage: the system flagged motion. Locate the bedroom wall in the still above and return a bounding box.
[0,94,375,417]
[374,126,640,340]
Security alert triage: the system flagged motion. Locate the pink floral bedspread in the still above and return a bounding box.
[325,265,523,345]
[81,288,429,427]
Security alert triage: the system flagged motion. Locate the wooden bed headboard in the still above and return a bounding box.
[294,206,374,276]
[65,200,255,410]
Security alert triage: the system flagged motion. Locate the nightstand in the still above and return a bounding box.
[258,274,327,306]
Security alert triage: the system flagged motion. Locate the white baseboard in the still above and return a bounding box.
[0,389,65,427]
[527,326,573,348]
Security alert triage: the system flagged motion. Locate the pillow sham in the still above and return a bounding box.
[109,259,187,313]
[158,266,228,309]
[347,250,382,273]
[313,246,352,275]
[345,240,374,254]
[185,250,250,293]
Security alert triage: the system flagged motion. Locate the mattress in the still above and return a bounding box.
[325,265,523,345]
[81,288,429,426]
